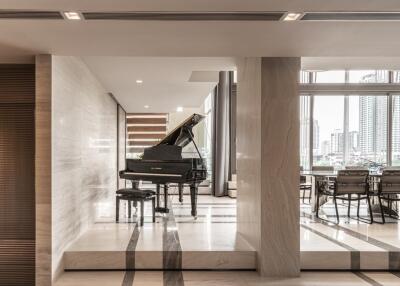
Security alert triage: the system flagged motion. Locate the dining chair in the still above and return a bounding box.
[300,166,312,203]
[378,169,400,224]
[316,169,372,223]
[312,166,334,172]
[345,166,368,170]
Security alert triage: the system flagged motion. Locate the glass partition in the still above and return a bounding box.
[313,96,344,169]
[300,96,311,169]
[314,70,346,83]
[348,95,387,167]
[392,95,400,166]
[348,70,388,83]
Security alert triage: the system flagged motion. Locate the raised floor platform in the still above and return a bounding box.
[64,195,256,271]
[63,194,400,273]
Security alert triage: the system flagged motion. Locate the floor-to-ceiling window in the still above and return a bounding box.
[313,96,344,169]
[300,70,397,170]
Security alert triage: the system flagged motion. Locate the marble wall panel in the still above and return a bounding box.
[35,55,52,286]
[236,57,262,253]
[51,56,117,280]
[236,57,300,277]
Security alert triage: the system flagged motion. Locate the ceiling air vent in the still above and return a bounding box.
[82,12,284,21]
[302,12,400,21]
[0,10,63,19]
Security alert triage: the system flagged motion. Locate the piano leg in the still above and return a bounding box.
[178,183,183,203]
[116,196,120,222]
[190,184,198,219]
[164,184,169,211]
[156,184,160,208]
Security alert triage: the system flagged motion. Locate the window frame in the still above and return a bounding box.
[300,70,397,170]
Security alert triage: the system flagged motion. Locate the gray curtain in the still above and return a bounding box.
[229,73,237,177]
[212,71,232,196]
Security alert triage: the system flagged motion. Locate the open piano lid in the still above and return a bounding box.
[157,113,205,148]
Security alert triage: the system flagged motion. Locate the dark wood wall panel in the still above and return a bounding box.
[0,64,35,286]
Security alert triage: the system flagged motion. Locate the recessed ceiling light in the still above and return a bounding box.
[144,105,150,109]
[282,12,303,21]
[136,79,143,84]
[63,11,82,20]
[176,106,183,112]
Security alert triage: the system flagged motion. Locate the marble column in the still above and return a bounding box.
[237,57,300,277]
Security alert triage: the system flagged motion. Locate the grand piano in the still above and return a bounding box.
[119,113,207,218]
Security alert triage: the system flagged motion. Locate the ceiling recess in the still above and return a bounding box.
[0,10,63,19]
[82,12,285,21]
[301,12,400,21]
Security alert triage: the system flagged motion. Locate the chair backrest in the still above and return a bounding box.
[345,166,368,170]
[380,170,400,194]
[312,166,334,172]
[335,170,369,195]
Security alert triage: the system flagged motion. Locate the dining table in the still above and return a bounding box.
[300,170,383,213]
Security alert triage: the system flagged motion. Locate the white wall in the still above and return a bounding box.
[51,56,117,279]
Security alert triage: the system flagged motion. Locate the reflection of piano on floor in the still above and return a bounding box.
[119,113,207,217]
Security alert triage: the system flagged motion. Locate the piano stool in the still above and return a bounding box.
[116,188,156,226]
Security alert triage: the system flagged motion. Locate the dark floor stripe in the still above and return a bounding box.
[174,214,236,218]
[122,223,140,286]
[302,211,400,270]
[353,272,384,286]
[301,211,400,251]
[172,203,236,206]
[176,221,236,224]
[163,200,184,286]
[300,224,360,270]
[390,271,400,278]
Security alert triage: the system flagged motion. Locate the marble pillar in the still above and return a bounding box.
[237,57,300,277]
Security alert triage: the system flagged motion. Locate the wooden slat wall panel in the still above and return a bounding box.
[126,113,167,157]
[126,117,166,124]
[128,133,165,140]
[0,64,35,286]
[127,125,167,132]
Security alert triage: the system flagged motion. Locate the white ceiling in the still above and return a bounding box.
[3,1,400,112]
[1,0,399,12]
[83,57,236,112]
[1,1,400,60]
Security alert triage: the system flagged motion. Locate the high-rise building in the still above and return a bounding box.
[359,96,387,161]
[321,140,331,155]
[393,96,400,156]
[331,129,344,154]
[313,120,320,150]
[348,131,359,152]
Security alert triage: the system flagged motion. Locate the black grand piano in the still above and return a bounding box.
[119,113,207,218]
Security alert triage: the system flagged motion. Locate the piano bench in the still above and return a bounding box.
[116,188,156,226]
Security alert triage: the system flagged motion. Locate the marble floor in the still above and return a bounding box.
[301,198,400,270]
[64,195,255,270]
[63,193,400,273]
[55,270,400,286]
